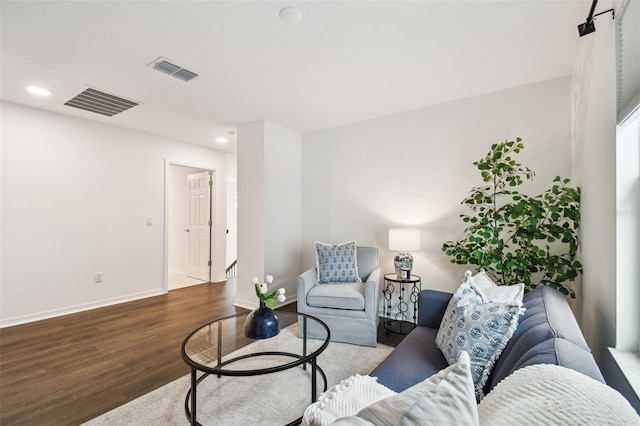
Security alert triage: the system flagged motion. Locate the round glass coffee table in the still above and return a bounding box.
[181,311,330,426]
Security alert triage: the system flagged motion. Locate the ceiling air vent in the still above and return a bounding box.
[64,87,139,117]
[149,57,199,82]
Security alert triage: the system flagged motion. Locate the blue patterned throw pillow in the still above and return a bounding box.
[314,241,361,284]
[436,271,525,400]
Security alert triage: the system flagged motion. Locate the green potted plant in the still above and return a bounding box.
[442,138,582,297]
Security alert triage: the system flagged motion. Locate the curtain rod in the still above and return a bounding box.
[578,0,615,37]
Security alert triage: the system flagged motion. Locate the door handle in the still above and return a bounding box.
[185,229,190,233]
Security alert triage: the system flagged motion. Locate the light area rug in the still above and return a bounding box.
[83,324,393,426]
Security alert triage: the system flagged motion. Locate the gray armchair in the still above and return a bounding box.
[297,246,381,347]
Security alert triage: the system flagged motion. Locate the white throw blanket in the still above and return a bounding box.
[303,363,640,425]
[477,363,640,425]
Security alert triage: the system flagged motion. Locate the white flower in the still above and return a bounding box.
[259,283,268,294]
[265,275,274,284]
[251,276,259,285]
[277,288,286,295]
[276,294,286,303]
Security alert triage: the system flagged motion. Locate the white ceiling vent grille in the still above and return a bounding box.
[149,57,199,82]
[64,87,139,117]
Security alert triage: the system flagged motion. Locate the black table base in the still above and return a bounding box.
[184,351,328,426]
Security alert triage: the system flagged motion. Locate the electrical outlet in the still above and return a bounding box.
[146,217,153,226]
[95,272,103,283]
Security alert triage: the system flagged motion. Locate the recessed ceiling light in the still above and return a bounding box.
[216,137,229,144]
[26,86,51,96]
[279,7,301,23]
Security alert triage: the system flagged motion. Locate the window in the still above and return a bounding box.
[615,113,640,353]
[612,106,640,403]
[612,0,640,399]
[615,0,640,353]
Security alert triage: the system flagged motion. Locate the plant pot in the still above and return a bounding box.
[244,301,280,339]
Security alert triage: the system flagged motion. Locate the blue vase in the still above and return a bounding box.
[244,301,280,339]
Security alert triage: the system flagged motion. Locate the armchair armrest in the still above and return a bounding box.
[363,267,382,317]
[417,290,452,328]
[297,267,318,309]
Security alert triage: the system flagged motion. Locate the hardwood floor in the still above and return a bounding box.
[0,281,403,425]
[0,281,246,426]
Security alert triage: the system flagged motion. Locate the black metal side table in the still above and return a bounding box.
[383,273,421,335]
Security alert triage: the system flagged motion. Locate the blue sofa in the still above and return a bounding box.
[371,285,604,394]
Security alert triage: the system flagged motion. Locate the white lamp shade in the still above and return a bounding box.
[388,228,421,252]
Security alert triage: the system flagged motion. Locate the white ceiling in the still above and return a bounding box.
[1,1,589,151]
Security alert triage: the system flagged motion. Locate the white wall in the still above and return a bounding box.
[571,1,639,410]
[0,101,227,326]
[264,121,302,303]
[571,5,617,359]
[302,77,573,293]
[236,122,266,308]
[236,121,301,309]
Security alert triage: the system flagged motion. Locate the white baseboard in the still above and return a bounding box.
[0,289,165,328]
[234,297,258,311]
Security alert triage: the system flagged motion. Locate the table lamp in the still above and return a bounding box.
[388,228,421,279]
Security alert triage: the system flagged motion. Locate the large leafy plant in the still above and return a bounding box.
[442,138,582,297]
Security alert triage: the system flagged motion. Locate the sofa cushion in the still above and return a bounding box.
[417,290,453,328]
[478,363,640,425]
[306,282,365,310]
[484,285,604,393]
[334,351,479,426]
[370,326,449,392]
[436,273,525,400]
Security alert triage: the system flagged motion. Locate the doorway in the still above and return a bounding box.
[166,163,214,291]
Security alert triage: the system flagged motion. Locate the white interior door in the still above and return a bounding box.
[186,171,211,281]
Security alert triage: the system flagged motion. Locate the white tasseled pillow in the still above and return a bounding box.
[301,374,396,426]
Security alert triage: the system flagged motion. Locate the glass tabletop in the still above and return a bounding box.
[384,273,421,283]
[181,311,330,375]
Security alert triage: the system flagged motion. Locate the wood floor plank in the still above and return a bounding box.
[1,280,400,425]
[0,280,245,426]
